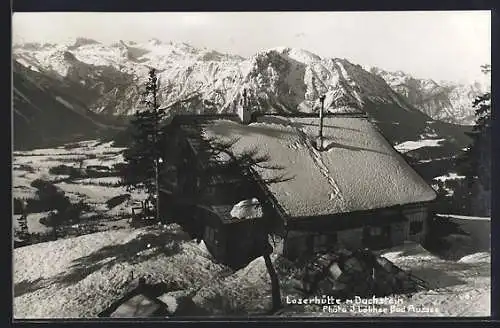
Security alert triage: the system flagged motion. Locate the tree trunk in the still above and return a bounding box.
[153,79,163,224]
[154,157,161,223]
[263,252,282,312]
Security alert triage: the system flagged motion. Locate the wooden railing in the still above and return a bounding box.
[131,200,156,220]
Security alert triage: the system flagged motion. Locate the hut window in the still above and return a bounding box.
[327,233,338,248]
[213,228,219,245]
[312,234,326,251]
[206,186,215,196]
[409,221,424,235]
[204,226,220,245]
[369,226,383,236]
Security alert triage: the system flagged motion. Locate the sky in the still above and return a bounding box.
[12,11,491,84]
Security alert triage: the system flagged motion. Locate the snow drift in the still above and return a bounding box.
[230,198,263,220]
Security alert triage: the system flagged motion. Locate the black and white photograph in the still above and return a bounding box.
[12,11,491,319]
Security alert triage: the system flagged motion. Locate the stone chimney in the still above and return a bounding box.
[237,88,252,124]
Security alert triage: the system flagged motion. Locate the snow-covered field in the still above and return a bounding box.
[436,214,490,221]
[394,139,445,153]
[433,173,466,182]
[13,212,53,235]
[12,140,146,239]
[430,172,467,197]
[73,177,123,186]
[56,182,135,205]
[13,213,491,318]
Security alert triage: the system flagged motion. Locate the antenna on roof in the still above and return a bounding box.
[317,94,326,151]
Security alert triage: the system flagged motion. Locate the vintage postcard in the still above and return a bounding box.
[12,11,491,319]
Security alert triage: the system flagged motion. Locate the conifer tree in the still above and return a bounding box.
[456,64,491,215]
[122,68,167,223]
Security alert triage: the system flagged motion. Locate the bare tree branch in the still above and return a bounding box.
[202,136,293,187]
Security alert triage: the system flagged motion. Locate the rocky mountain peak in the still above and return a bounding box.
[369,67,486,125]
[12,38,484,126]
[13,38,475,159]
[67,37,101,49]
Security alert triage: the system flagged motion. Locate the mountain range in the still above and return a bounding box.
[368,67,486,126]
[12,38,478,158]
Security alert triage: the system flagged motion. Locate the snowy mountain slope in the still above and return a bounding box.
[369,67,486,126]
[13,39,246,116]
[11,39,433,116]
[13,39,472,157]
[13,61,127,150]
[220,47,423,116]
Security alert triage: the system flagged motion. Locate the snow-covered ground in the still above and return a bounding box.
[13,213,491,318]
[277,241,490,317]
[434,214,491,257]
[380,215,490,316]
[277,215,490,317]
[394,139,445,153]
[13,212,53,235]
[73,177,123,186]
[433,173,466,182]
[379,243,489,317]
[13,140,126,157]
[13,225,227,318]
[56,182,134,204]
[12,139,146,240]
[430,173,465,196]
[193,253,282,315]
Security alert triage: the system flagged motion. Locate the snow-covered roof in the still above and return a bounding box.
[201,115,436,219]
